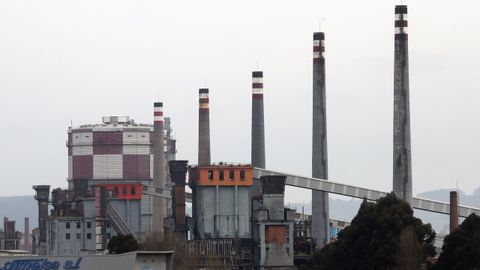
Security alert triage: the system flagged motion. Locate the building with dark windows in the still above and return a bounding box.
[33,115,177,256]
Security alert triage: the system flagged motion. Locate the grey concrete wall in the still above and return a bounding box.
[46,219,98,256]
[312,31,330,248]
[237,187,251,237]
[110,200,141,235]
[263,195,285,221]
[194,186,251,239]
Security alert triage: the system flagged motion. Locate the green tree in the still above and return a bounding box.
[107,234,139,254]
[433,214,480,270]
[302,193,436,270]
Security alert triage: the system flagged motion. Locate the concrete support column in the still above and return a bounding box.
[235,185,239,237]
[215,185,219,237]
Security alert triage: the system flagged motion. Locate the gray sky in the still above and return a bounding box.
[1,0,479,203]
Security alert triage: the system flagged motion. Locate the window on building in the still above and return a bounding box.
[87,222,91,229]
[219,170,224,181]
[208,170,214,180]
[240,170,245,181]
[106,222,111,228]
[107,233,111,239]
[122,186,127,195]
[76,233,81,240]
[113,187,119,196]
[229,170,235,181]
[76,222,81,229]
[66,222,70,229]
[66,233,71,240]
[131,186,136,195]
[87,233,92,240]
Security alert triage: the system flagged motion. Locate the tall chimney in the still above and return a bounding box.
[153,102,166,239]
[312,31,329,248]
[450,191,459,232]
[32,185,50,255]
[251,71,266,200]
[393,5,413,204]
[198,88,211,166]
[169,160,189,241]
[24,217,30,251]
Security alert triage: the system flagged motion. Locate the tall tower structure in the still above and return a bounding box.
[198,88,211,166]
[251,71,265,199]
[32,185,50,255]
[152,102,166,239]
[393,5,412,204]
[312,31,329,247]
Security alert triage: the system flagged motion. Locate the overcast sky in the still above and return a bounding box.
[1,0,479,203]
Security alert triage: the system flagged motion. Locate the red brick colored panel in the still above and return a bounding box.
[93,132,123,145]
[265,225,287,244]
[93,145,122,155]
[123,155,150,180]
[73,155,93,179]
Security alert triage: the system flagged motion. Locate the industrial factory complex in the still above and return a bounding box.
[1,4,479,270]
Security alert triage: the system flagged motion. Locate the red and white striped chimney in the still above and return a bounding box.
[152,102,166,240]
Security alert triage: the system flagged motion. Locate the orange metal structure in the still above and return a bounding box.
[95,183,142,200]
[189,164,253,187]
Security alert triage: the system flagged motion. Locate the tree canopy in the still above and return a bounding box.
[302,193,436,270]
[433,213,480,270]
[107,234,139,254]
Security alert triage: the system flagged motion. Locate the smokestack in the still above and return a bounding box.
[198,88,211,166]
[169,160,189,241]
[393,5,413,204]
[251,71,265,200]
[153,102,166,239]
[24,217,30,251]
[32,185,50,255]
[450,191,459,232]
[312,31,329,248]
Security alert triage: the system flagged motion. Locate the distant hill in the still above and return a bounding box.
[289,188,480,236]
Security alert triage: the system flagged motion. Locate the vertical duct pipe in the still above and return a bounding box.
[198,88,211,166]
[312,31,329,248]
[450,191,459,232]
[24,217,30,251]
[95,187,108,251]
[32,185,50,255]
[153,102,166,240]
[251,71,266,200]
[393,5,413,204]
[169,160,188,241]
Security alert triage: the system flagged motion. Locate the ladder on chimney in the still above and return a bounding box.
[106,204,134,237]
